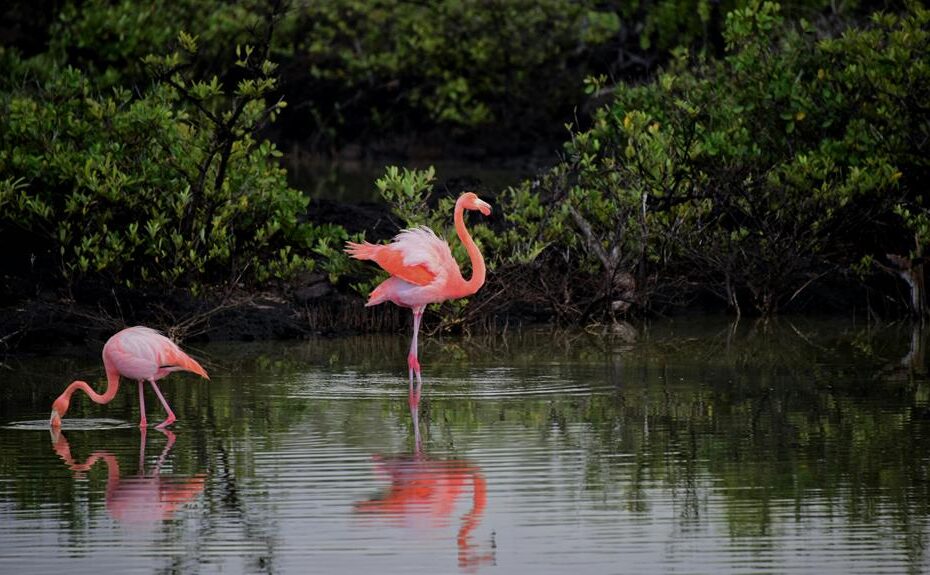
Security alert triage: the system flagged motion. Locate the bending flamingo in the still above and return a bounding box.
[345,192,491,400]
[50,326,209,429]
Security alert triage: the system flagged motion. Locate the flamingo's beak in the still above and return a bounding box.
[50,409,61,429]
[476,199,492,216]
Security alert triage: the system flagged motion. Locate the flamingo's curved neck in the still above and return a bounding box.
[454,198,486,296]
[61,361,121,407]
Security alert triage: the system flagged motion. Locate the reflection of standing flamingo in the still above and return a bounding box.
[356,393,495,571]
[345,192,491,404]
[50,427,205,527]
[50,326,209,429]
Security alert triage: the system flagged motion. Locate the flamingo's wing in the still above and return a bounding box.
[105,330,162,377]
[390,227,456,285]
[368,246,437,286]
[346,227,455,287]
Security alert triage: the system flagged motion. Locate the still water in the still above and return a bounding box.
[0,318,928,574]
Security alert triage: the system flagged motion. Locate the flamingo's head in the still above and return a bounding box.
[460,192,492,216]
[50,395,70,429]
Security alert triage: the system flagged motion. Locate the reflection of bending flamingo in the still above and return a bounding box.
[50,428,205,527]
[356,393,495,571]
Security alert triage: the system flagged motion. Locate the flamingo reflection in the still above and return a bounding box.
[50,427,205,527]
[356,391,495,571]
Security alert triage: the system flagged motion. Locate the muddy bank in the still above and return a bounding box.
[0,285,415,357]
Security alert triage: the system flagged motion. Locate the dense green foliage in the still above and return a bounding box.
[4,0,856,152]
[1,0,927,327]
[21,0,624,149]
[0,24,335,292]
[288,0,621,145]
[474,2,929,320]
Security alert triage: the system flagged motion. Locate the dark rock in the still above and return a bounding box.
[295,281,332,303]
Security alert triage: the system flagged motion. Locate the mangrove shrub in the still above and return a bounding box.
[0,21,341,295]
[486,2,928,320]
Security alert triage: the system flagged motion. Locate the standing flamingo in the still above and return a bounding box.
[345,192,491,401]
[49,326,209,429]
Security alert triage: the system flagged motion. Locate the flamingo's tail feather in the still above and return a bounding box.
[365,283,391,307]
[164,348,210,380]
[185,356,210,380]
[345,241,380,261]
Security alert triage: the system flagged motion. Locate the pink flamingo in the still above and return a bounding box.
[50,326,209,429]
[345,192,491,401]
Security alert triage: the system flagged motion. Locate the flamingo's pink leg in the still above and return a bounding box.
[407,306,425,398]
[148,380,177,429]
[138,380,147,429]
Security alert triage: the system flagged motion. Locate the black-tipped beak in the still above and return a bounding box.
[477,199,492,216]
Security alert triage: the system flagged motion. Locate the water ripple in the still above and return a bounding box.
[287,370,615,400]
[3,418,132,431]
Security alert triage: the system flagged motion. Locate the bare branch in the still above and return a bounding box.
[567,205,617,271]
